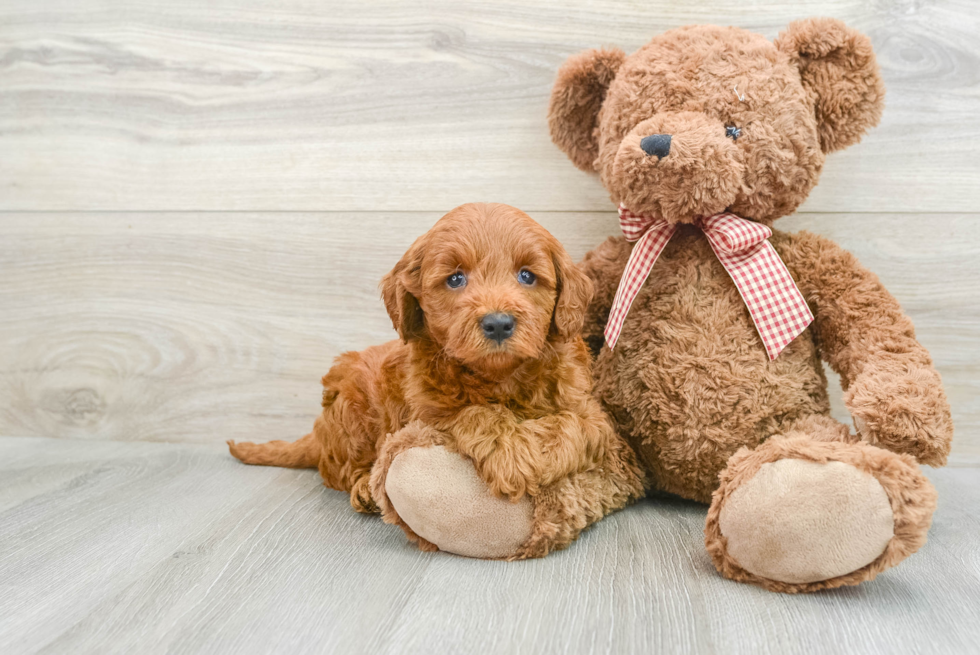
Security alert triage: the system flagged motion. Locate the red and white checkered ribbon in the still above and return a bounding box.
[605,205,814,360]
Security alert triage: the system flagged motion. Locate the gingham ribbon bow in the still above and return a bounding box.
[605,204,814,360]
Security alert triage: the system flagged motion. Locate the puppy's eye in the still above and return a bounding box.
[446,271,467,289]
[517,269,536,286]
[725,125,741,140]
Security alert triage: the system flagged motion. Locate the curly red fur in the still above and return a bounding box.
[229,203,644,553]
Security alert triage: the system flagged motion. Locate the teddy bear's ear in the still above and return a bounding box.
[548,47,626,171]
[775,18,885,153]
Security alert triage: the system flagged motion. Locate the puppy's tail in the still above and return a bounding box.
[227,432,319,469]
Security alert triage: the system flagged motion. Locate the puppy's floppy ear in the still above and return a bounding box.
[548,47,626,172]
[549,242,594,341]
[775,18,885,153]
[380,237,426,342]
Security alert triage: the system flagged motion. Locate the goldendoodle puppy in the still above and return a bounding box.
[229,203,643,559]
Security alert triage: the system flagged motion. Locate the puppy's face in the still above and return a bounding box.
[382,203,593,372]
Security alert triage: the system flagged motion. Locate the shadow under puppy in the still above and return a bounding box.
[229,203,644,559]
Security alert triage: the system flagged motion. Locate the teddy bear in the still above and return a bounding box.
[547,18,954,592]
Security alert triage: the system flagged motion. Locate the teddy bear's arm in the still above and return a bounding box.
[578,236,632,358]
[778,230,953,466]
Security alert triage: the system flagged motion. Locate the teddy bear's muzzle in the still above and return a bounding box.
[606,111,746,224]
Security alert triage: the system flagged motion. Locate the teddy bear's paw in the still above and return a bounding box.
[846,364,953,467]
[718,458,895,585]
[706,437,937,592]
[385,445,534,559]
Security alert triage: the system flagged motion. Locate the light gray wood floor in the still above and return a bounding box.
[1,437,978,655]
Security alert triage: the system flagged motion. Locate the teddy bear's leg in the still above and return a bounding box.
[704,416,937,593]
[369,421,534,557]
[370,421,644,560]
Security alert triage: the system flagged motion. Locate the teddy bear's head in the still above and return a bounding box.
[548,18,884,224]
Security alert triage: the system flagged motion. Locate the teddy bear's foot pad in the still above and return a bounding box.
[385,445,534,559]
[718,458,894,584]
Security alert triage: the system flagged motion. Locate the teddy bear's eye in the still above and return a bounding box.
[725,125,742,140]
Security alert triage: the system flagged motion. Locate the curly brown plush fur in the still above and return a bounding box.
[549,19,953,591]
[229,203,644,558]
[578,227,952,504]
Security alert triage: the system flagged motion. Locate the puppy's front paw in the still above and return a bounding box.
[385,446,533,559]
[349,476,378,514]
[478,450,540,502]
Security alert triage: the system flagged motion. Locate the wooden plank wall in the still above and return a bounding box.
[2,0,978,461]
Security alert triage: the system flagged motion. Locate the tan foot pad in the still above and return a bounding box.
[719,459,894,584]
[385,446,533,559]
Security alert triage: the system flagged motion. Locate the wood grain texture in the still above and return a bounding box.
[2,3,977,652]
[1,0,979,211]
[0,436,977,655]
[1,212,978,461]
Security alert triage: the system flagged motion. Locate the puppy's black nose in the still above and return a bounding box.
[481,313,516,344]
[640,134,671,159]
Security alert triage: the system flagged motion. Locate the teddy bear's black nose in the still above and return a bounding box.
[640,134,672,159]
